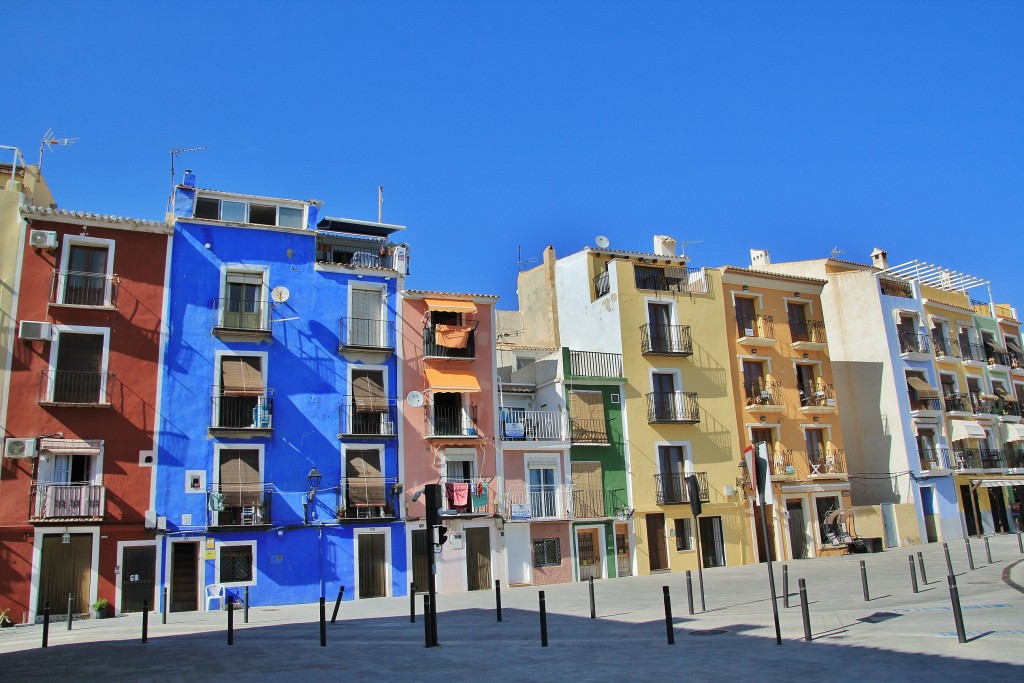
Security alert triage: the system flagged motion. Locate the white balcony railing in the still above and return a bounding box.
[31,483,105,519]
[503,483,574,520]
[499,409,568,441]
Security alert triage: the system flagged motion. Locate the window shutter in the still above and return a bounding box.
[221,357,263,396]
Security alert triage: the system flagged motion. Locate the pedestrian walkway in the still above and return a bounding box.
[3,535,1024,681]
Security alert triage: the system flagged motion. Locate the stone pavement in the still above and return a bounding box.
[3,534,1024,682]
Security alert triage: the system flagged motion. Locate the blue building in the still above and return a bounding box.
[154,171,410,610]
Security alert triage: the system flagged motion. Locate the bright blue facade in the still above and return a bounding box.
[154,175,409,608]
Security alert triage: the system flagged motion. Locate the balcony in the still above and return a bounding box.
[337,477,400,521]
[737,315,775,348]
[29,483,105,521]
[426,405,479,438]
[316,244,398,270]
[440,477,496,516]
[1009,350,1024,375]
[572,487,628,519]
[799,383,836,414]
[960,341,986,364]
[744,380,784,413]
[212,297,272,339]
[209,392,274,436]
[49,269,117,309]
[952,449,1005,470]
[641,323,693,356]
[931,333,961,360]
[996,398,1023,422]
[1008,449,1024,469]
[567,350,624,379]
[654,471,710,505]
[969,393,999,417]
[504,483,573,520]
[646,391,700,424]
[633,265,708,295]
[593,271,610,299]
[898,332,932,359]
[807,449,846,477]
[339,398,398,438]
[918,447,949,471]
[880,278,913,298]
[39,371,113,407]
[423,325,475,360]
[569,418,609,445]
[907,392,942,416]
[944,393,971,414]
[338,317,396,353]
[789,320,827,351]
[499,409,567,441]
[207,484,273,528]
[770,449,796,479]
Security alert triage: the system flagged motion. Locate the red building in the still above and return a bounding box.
[0,206,170,623]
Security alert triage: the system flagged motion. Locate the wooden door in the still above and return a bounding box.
[699,516,726,567]
[411,530,431,593]
[39,534,92,619]
[786,501,807,559]
[577,528,602,580]
[170,542,199,612]
[615,523,632,577]
[465,527,492,591]
[735,297,756,332]
[357,533,387,598]
[646,513,667,571]
[121,546,156,613]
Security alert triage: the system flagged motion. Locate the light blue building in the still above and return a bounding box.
[154,171,410,611]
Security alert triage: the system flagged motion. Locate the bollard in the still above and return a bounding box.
[162,587,168,625]
[663,586,675,645]
[319,597,326,647]
[965,537,975,570]
[410,583,416,624]
[42,602,50,648]
[909,555,919,594]
[944,542,954,578]
[495,580,502,622]
[589,576,596,619]
[244,586,249,624]
[539,591,548,647]
[331,585,345,624]
[423,594,432,648]
[799,579,812,641]
[917,552,928,585]
[783,564,790,609]
[67,592,73,631]
[860,560,870,601]
[142,600,149,644]
[686,571,694,616]
[1018,531,1023,554]
[227,595,234,645]
[984,536,993,564]
[947,575,967,644]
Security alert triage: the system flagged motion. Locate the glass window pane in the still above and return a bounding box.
[221,201,247,223]
[278,206,303,228]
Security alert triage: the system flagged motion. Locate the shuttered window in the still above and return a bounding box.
[352,370,387,413]
[221,357,263,396]
[56,333,103,374]
[219,449,260,507]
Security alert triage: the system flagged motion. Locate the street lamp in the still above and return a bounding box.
[307,466,322,499]
[305,464,326,646]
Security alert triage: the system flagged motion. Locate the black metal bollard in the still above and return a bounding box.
[589,576,596,619]
[539,591,548,647]
[1018,531,1023,554]
[783,564,790,609]
[909,555,919,593]
[162,586,168,625]
[944,542,954,577]
[319,597,326,647]
[965,537,975,570]
[686,571,694,616]
[244,586,250,624]
[663,586,675,645]
[860,560,870,601]
[984,536,993,564]
[917,551,928,585]
[142,600,149,644]
[67,592,73,631]
[331,585,345,624]
[227,595,234,645]
[495,580,502,622]
[799,579,812,641]
[410,583,416,624]
[948,575,967,644]
[423,594,432,648]
[42,602,50,648]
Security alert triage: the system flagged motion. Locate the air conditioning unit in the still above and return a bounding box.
[4,438,38,459]
[29,229,59,250]
[18,321,51,341]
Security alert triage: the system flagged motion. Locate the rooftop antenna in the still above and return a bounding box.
[830,245,845,257]
[168,146,206,212]
[518,245,540,271]
[378,185,384,223]
[678,239,702,257]
[38,129,78,170]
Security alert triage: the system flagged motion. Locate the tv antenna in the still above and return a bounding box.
[38,129,79,170]
[378,185,384,223]
[678,240,702,257]
[830,245,845,257]
[168,146,206,212]
[518,245,540,271]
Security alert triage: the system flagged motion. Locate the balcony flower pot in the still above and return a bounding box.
[91,599,110,619]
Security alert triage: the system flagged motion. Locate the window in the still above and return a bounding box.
[344,448,388,518]
[195,195,303,228]
[743,360,768,401]
[657,445,688,504]
[49,329,108,404]
[646,302,674,352]
[674,518,693,551]
[431,392,472,436]
[351,369,390,434]
[735,297,757,334]
[569,391,607,443]
[533,538,561,567]
[787,302,810,341]
[805,428,826,458]
[796,364,817,404]
[215,355,269,429]
[61,239,113,306]
[897,314,921,353]
[816,496,841,544]
[218,543,255,584]
[221,270,266,331]
[215,448,263,526]
[528,459,558,518]
[651,372,678,420]
[349,288,385,346]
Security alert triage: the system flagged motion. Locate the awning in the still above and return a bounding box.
[352,373,388,413]
[1005,424,1024,443]
[979,393,999,401]
[1007,338,1023,354]
[974,479,1024,488]
[994,386,1016,402]
[950,420,987,442]
[221,357,263,396]
[425,366,481,393]
[424,298,477,314]
[907,376,940,399]
[39,438,102,456]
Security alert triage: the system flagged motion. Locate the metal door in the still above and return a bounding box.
[357,533,387,598]
[577,528,602,580]
[465,527,492,591]
[121,546,156,612]
[38,534,92,621]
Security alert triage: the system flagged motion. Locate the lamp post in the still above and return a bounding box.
[740,445,782,645]
[306,466,326,642]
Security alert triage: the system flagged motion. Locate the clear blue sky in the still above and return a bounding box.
[5,1,1023,309]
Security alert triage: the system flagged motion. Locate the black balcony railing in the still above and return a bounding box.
[931,332,960,358]
[426,404,478,437]
[570,418,609,444]
[799,383,835,408]
[646,391,700,423]
[969,393,998,415]
[960,341,986,362]
[423,326,475,359]
[899,332,931,355]
[208,484,273,527]
[908,392,942,412]
[745,379,782,407]
[772,449,795,476]
[980,448,1006,469]
[996,398,1022,418]
[211,391,274,431]
[1007,449,1024,469]
[880,278,913,298]
[568,349,623,378]
[214,297,271,333]
[339,317,396,350]
[654,471,709,505]
[737,314,774,340]
[30,483,105,520]
[807,449,846,475]
[571,487,629,519]
[790,320,827,344]
[338,477,400,520]
[987,350,1012,367]
[593,271,610,299]
[41,371,112,405]
[919,447,948,470]
[50,269,116,307]
[641,324,693,356]
[634,265,708,294]
[953,449,981,469]
[339,398,398,437]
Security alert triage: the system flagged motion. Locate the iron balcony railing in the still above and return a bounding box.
[807,449,846,475]
[440,476,496,516]
[646,391,700,423]
[426,404,479,437]
[1008,449,1024,469]
[499,409,568,441]
[338,477,400,520]
[210,391,274,431]
[654,471,710,505]
[214,297,271,333]
[737,314,774,339]
[571,487,628,519]
[641,323,693,356]
[790,319,827,344]
[568,349,623,378]
[339,397,398,437]
[899,332,931,355]
[339,317,396,351]
[996,399,1022,418]
[772,449,795,476]
[316,244,397,269]
[931,333,960,358]
[207,484,273,527]
[30,483,104,520]
[593,271,610,299]
[907,391,942,412]
[799,382,835,407]
[745,379,783,407]
[960,340,986,362]
[880,278,914,298]
[969,393,998,415]
[987,350,1011,367]
[569,418,609,444]
[423,325,475,359]
[50,269,117,307]
[953,449,1006,470]
[980,449,1006,468]
[633,265,708,294]
[504,483,573,520]
[944,392,970,413]
[919,447,948,471]
[1009,350,1024,370]
[40,370,112,405]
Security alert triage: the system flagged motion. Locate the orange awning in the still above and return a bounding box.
[424,298,477,314]
[425,366,481,393]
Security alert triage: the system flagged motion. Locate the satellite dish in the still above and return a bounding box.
[406,391,424,408]
[271,286,290,304]
[595,235,610,249]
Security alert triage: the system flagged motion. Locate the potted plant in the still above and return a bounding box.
[91,598,109,619]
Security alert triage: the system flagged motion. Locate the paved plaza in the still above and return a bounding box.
[3,535,1024,681]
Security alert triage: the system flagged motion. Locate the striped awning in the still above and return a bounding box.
[39,439,102,456]
[974,479,1024,488]
[950,420,986,442]
[907,376,939,399]
[1005,424,1024,443]
[424,298,477,314]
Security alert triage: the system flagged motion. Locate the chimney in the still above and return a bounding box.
[653,235,677,257]
[750,249,771,268]
[870,248,888,269]
[182,169,196,188]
